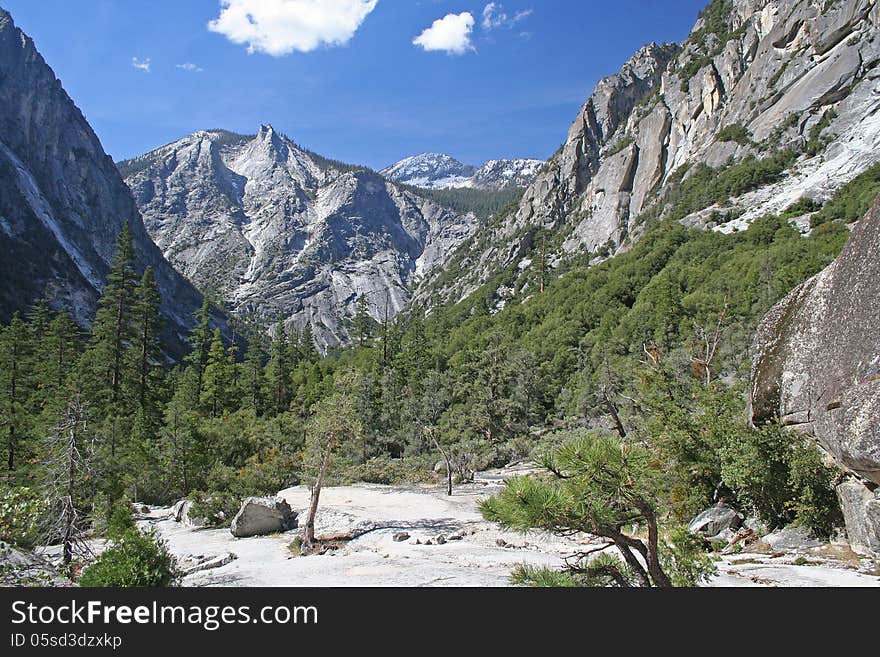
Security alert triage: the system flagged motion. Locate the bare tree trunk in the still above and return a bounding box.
[602,390,627,439]
[644,511,672,588]
[61,411,79,565]
[429,431,453,496]
[615,541,651,588]
[302,432,335,554]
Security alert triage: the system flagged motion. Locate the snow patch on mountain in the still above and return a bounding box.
[381,153,545,190]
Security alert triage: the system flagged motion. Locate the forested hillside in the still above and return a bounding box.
[4,161,877,584]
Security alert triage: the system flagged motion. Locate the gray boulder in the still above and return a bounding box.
[688,502,744,540]
[750,198,880,485]
[763,526,824,551]
[750,197,880,555]
[836,478,880,556]
[230,497,297,538]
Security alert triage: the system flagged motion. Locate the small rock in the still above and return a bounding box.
[496,538,508,548]
[436,535,447,545]
[392,532,411,543]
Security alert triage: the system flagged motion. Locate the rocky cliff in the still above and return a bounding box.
[120,128,477,349]
[750,196,880,556]
[0,8,208,349]
[416,0,880,306]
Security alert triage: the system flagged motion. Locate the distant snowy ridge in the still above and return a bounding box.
[381,153,544,190]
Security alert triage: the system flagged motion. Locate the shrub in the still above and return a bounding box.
[0,487,46,549]
[806,109,837,156]
[189,491,241,528]
[106,503,137,540]
[659,526,718,587]
[343,457,433,485]
[781,198,822,219]
[786,444,843,537]
[720,425,841,536]
[79,529,179,587]
[716,124,752,145]
[810,162,880,227]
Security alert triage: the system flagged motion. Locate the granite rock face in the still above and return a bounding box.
[749,197,880,555]
[0,9,208,350]
[121,129,476,349]
[835,479,880,556]
[416,0,880,307]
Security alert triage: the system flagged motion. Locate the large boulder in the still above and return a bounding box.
[749,196,880,555]
[230,498,297,538]
[835,478,880,556]
[688,502,744,541]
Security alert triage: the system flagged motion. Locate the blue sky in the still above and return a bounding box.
[2,0,709,169]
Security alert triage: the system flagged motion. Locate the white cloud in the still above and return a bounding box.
[413,12,475,55]
[208,0,378,56]
[132,57,151,73]
[177,63,204,73]
[481,3,532,30]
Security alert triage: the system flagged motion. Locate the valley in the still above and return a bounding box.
[2,0,880,591]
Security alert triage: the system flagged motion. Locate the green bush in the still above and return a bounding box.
[716,124,752,145]
[0,487,46,549]
[659,526,718,587]
[720,426,841,536]
[106,503,137,540]
[343,457,434,485]
[79,529,179,587]
[810,162,880,227]
[806,109,837,156]
[189,490,241,528]
[786,443,843,537]
[781,197,822,219]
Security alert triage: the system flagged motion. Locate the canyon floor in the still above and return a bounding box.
[137,464,880,588]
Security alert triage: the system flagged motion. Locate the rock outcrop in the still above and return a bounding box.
[121,128,476,349]
[0,9,210,351]
[415,0,880,307]
[750,196,880,555]
[230,497,297,538]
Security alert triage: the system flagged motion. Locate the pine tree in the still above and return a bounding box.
[90,223,138,408]
[241,336,267,415]
[185,299,214,398]
[298,323,319,363]
[352,295,374,347]
[266,322,291,415]
[481,431,681,587]
[201,329,234,417]
[26,299,53,346]
[0,313,31,474]
[130,267,163,414]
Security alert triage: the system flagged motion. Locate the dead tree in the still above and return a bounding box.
[692,305,728,387]
[41,396,94,566]
[425,426,453,496]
